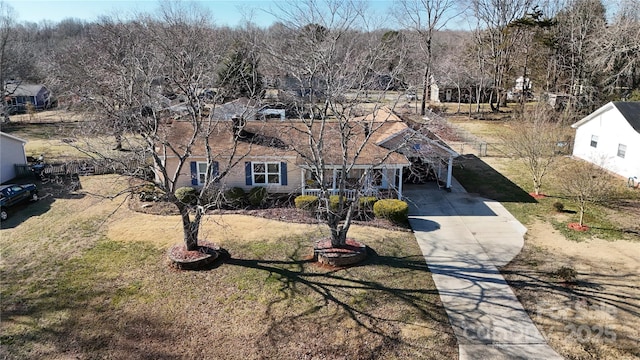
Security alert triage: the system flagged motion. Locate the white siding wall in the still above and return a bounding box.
[573,109,640,179]
[0,133,27,183]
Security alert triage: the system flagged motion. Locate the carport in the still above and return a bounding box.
[377,127,458,190]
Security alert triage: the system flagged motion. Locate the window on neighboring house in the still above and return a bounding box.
[247,162,288,186]
[590,135,598,148]
[617,144,627,158]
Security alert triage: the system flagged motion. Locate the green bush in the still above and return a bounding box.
[175,186,198,205]
[373,199,409,224]
[552,201,564,212]
[357,196,378,219]
[359,196,378,211]
[248,186,268,207]
[138,183,165,202]
[294,195,319,210]
[329,195,350,212]
[224,187,246,208]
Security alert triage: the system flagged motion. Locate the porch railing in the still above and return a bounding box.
[303,188,380,200]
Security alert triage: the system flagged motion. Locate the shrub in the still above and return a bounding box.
[358,196,378,211]
[552,201,564,212]
[357,196,378,219]
[175,186,198,205]
[138,184,165,202]
[329,195,350,212]
[373,199,409,224]
[224,187,246,208]
[248,186,268,207]
[294,195,319,210]
[553,266,577,283]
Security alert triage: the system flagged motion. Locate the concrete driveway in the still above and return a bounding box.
[404,181,563,360]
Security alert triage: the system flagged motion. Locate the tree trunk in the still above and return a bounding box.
[330,226,347,248]
[421,65,429,116]
[179,205,199,251]
[326,197,354,248]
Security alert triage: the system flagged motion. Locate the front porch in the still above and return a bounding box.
[300,166,404,200]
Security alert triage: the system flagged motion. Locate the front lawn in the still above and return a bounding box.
[0,175,456,359]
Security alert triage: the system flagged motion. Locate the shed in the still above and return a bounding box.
[0,132,28,183]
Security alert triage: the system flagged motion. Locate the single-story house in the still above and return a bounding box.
[4,83,53,113]
[158,107,453,199]
[571,101,640,180]
[429,79,491,104]
[0,132,28,183]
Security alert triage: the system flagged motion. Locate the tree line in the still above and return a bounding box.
[0,0,638,121]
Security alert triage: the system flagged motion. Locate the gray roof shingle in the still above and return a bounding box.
[613,101,640,133]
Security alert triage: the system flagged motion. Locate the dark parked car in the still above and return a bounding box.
[0,184,38,221]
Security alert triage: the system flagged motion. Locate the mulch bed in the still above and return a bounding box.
[313,237,368,267]
[167,240,221,270]
[567,222,590,231]
[529,192,547,199]
[128,196,411,232]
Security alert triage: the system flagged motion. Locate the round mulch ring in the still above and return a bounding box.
[168,240,220,270]
[313,238,367,267]
[529,192,547,199]
[567,222,590,232]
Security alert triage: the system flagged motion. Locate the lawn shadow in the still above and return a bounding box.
[500,245,640,358]
[223,239,455,356]
[454,155,537,203]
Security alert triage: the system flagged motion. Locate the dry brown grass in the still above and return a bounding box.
[502,221,640,360]
[450,118,640,360]
[1,175,456,360]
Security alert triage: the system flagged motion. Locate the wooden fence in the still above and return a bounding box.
[15,159,150,179]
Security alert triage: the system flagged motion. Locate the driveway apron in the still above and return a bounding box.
[405,181,563,360]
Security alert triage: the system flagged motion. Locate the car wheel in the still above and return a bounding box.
[31,192,39,201]
[0,209,7,221]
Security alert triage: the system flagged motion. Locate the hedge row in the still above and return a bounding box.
[293,194,408,224]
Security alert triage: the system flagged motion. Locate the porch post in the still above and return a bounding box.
[301,168,306,195]
[332,168,337,190]
[446,156,453,189]
[397,167,403,200]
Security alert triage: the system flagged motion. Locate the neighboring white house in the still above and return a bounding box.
[0,132,28,183]
[571,101,640,181]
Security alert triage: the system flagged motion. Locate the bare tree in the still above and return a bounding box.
[559,158,615,227]
[433,31,476,113]
[588,0,640,95]
[470,0,534,111]
[0,1,15,123]
[499,103,563,196]
[264,0,411,248]
[393,0,463,115]
[551,0,606,110]
[58,4,250,252]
